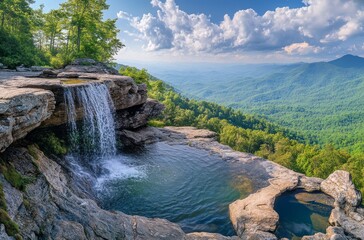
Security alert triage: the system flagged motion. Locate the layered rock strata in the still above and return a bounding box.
[0,87,55,152]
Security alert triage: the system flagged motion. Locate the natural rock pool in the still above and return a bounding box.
[274,190,334,239]
[95,142,269,236]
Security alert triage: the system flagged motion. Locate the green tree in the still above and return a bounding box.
[56,0,123,65]
[0,0,46,67]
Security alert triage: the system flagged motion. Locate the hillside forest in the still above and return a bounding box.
[0,0,122,68]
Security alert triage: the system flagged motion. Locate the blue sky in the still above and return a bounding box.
[32,0,364,64]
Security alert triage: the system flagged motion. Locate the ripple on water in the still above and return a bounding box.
[95,142,270,236]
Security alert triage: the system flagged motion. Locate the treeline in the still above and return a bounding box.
[120,66,364,199]
[0,0,122,68]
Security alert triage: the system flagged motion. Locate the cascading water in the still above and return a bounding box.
[64,83,117,158]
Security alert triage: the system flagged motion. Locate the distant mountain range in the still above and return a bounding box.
[148,55,364,151]
[329,54,364,68]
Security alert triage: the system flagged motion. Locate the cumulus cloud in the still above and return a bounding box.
[284,42,321,55]
[119,0,364,55]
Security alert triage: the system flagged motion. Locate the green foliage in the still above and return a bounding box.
[0,209,20,237]
[0,183,22,238]
[163,61,364,152]
[121,66,364,200]
[47,0,124,65]
[148,120,165,128]
[30,131,67,156]
[0,184,7,211]
[27,145,39,161]
[0,0,45,68]
[0,0,123,68]
[119,66,151,85]
[0,162,33,191]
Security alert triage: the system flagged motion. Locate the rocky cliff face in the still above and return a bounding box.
[0,87,55,152]
[1,74,149,127]
[0,61,163,152]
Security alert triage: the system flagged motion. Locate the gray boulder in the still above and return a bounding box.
[16,65,31,72]
[321,170,362,209]
[0,87,55,152]
[62,58,119,75]
[115,98,165,130]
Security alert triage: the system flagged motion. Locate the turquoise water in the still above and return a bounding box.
[95,142,269,236]
[274,190,334,239]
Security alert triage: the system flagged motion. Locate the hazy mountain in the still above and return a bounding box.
[329,54,364,68]
[149,55,364,150]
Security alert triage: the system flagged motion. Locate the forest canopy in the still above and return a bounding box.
[0,0,123,68]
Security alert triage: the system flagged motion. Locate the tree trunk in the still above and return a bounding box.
[1,12,5,28]
[77,25,81,53]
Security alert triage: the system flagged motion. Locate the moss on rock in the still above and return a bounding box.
[0,209,20,237]
[0,162,34,191]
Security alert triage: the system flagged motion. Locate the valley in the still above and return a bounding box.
[150,55,364,152]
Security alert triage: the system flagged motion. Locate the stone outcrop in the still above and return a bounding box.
[321,170,362,209]
[61,58,120,75]
[186,232,240,240]
[228,167,364,240]
[115,98,165,130]
[1,73,149,128]
[0,87,55,152]
[319,171,364,240]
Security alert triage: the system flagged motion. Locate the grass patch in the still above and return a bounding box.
[0,184,6,211]
[27,145,39,161]
[22,199,31,211]
[148,120,165,128]
[0,163,33,191]
[0,184,22,239]
[0,209,20,237]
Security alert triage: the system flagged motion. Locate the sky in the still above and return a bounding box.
[32,0,364,64]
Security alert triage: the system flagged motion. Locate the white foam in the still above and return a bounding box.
[96,156,147,188]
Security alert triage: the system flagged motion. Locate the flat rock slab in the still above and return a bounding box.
[0,73,148,129]
[0,87,55,152]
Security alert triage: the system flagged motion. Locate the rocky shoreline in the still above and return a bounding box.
[124,126,364,240]
[0,61,363,239]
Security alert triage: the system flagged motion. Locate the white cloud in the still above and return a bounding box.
[118,0,364,56]
[284,42,321,55]
[130,13,174,51]
[117,11,133,21]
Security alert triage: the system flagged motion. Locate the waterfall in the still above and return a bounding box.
[64,83,117,158]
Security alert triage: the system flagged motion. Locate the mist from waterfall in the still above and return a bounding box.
[64,83,117,158]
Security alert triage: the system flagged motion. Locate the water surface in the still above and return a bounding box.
[96,142,269,236]
[274,190,334,239]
